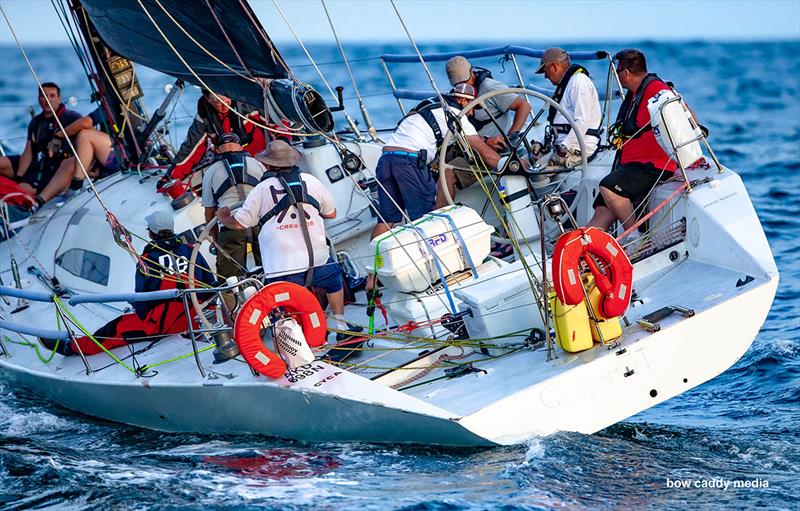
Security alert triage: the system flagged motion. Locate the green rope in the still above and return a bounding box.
[138,344,216,372]
[52,296,136,374]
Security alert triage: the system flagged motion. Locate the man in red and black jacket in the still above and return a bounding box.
[162,90,289,184]
[40,210,216,356]
[588,49,679,236]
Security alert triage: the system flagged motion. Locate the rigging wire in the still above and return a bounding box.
[134,0,314,138]
[0,5,110,212]
[150,0,255,82]
[271,0,364,140]
[320,0,378,142]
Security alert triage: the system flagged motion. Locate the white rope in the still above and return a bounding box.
[272,0,364,140]
[320,0,378,141]
[0,5,111,213]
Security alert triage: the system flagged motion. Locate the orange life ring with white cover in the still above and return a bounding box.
[552,227,633,318]
[234,282,328,379]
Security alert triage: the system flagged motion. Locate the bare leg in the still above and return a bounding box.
[327,289,344,316]
[36,157,79,203]
[587,204,616,230]
[0,156,15,178]
[600,186,637,231]
[435,168,458,209]
[74,129,112,179]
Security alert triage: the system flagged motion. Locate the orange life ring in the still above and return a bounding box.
[234,281,328,379]
[552,227,633,318]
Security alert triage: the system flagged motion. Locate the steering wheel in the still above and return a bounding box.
[436,87,590,205]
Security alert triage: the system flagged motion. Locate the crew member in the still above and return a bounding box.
[40,209,216,356]
[216,141,357,346]
[441,56,532,200]
[31,107,122,208]
[536,47,603,168]
[587,49,680,236]
[201,133,266,278]
[0,82,82,195]
[445,56,532,150]
[371,83,501,239]
[162,89,278,184]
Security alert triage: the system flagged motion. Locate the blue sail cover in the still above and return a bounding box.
[80,0,288,107]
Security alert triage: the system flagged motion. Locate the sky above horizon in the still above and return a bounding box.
[0,0,799,46]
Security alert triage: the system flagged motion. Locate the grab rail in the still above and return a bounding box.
[380,46,608,63]
[0,319,71,340]
[0,286,54,302]
[393,85,621,102]
[68,289,180,305]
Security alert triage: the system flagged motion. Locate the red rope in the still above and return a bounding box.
[617,180,689,242]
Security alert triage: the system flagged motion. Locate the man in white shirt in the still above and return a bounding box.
[371,83,501,241]
[200,133,266,278]
[536,47,603,168]
[216,141,354,343]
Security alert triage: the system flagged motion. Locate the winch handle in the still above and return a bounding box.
[329,86,346,112]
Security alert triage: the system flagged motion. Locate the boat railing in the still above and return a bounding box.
[0,281,259,378]
[379,45,623,119]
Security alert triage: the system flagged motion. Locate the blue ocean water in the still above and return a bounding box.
[1,38,799,510]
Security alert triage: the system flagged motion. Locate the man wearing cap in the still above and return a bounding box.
[445,56,532,150]
[440,57,532,203]
[40,209,216,356]
[536,47,602,168]
[201,132,267,278]
[216,141,359,345]
[370,83,501,241]
[588,49,680,238]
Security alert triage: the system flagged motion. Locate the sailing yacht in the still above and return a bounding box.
[0,0,778,446]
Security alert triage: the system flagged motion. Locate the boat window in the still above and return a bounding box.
[56,248,110,286]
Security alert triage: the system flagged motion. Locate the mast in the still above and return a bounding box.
[68,0,148,163]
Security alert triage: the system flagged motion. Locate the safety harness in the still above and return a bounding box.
[400,95,464,150]
[258,167,320,286]
[548,64,603,141]
[211,151,261,204]
[611,73,664,144]
[466,67,501,132]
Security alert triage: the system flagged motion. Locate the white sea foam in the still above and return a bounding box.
[523,437,545,462]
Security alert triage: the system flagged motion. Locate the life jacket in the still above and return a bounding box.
[198,98,255,147]
[136,237,214,319]
[467,67,498,132]
[258,167,321,285]
[399,95,464,149]
[211,151,261,204]
[614,73,664,140]
[548,64,602,140]
[29,103,67,155]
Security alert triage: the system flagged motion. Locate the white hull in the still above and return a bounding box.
[0,142,779,446]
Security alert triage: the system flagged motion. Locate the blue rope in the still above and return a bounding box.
[396,224,457,314]
[426,211,478,278]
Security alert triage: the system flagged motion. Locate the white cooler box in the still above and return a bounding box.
[367,206,493,293]
[454,257,545,346]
